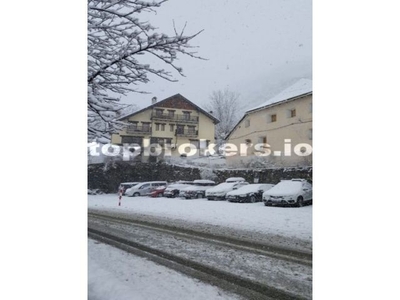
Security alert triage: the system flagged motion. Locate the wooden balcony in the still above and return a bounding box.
[151,112,199,124]
[126,125,152,135]
[175,129,198,137]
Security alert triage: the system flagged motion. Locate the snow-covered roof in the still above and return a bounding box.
[225,79,312,141]
[247,78,312,113]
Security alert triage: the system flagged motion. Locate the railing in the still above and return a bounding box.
[151,112,199,123]
[126,125,152,134]
[175,129,198,137]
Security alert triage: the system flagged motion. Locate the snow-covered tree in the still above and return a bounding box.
[88,0,203,141]
[204,89,240,147]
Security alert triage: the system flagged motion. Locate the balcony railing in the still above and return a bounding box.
[151,112,199,123]
[126,125,152,135]
[175,129,198,137]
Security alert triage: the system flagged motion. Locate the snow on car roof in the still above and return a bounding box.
[120,182,139,185]
[193,179,215,184]
[225,177,246,182]
[166,183,193,189]
[264,180,303,195]
[207,182,237,191]
[231,184,273,193]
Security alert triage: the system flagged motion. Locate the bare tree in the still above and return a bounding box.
[204,89,240,147]
[88,0,203,141]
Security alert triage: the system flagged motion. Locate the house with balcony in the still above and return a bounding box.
[111,94,219,162]
[225,79,312,168]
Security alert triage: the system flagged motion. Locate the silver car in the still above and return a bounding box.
[126,181,168,197]
[262,179,312,207]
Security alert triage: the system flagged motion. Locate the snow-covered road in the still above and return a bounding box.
[89,239,241,300]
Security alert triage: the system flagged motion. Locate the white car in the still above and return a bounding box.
[226,184,275,203]
[164,183,193,198]
[125,181,168,197]
[118,182,140,195]
[206,181,249,201]
[262,179,312,207]
[179,180,216,199]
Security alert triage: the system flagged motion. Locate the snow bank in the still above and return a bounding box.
[88,194,312,241]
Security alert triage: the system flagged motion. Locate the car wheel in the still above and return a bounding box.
[296,196,304,207]
[134,192,140,197]
[197,193,203,199]
[250,195,256,203]
[264,202,271,206]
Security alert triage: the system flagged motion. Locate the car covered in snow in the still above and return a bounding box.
[126,181,168,197]
[164,182,193,198]
[118,182,140,195]
[206,181,249,201]
[262,179,312,207]
[226,184,275,203]
[179,180,216,199]
[88,188,104,195]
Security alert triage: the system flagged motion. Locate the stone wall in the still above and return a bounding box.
[88,161,312,193]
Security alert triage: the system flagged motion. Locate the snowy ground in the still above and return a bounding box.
[88,194,312,242]
[88,239,241,300]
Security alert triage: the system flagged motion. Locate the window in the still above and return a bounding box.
[287,109,296,118]
[190,139,199,148]
[155,123,160,131]
[182,111,191,120]
[267,114,277,123]
[155,109,163,116]
[121,136,142,144]
[128,121,138,130]
[169,124,175,132]
[188,126,196,133]
[258,136,267,144]
[161,124,165,131]
[168,110,175,118]
[142,122,150,132]
[176,125,184,134]
[245,119,250,127]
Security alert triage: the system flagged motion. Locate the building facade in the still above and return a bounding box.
[111,94,219,162]
[225,79,312,168]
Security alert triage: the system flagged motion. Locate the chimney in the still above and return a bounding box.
[152,97,157,104]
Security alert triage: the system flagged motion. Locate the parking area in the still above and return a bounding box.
[88,194,312,242]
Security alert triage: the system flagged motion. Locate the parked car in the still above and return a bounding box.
[125,181,168,197]
[226,184,275,203]
[262,179,312,207]
[118,182,140,195]
[179,180,216,199]
[206,181,249,200]
[164,183,193,198]
[149,185,167,197]
[88,188,104,195]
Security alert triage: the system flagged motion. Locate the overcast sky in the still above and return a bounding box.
[122,0,312,114]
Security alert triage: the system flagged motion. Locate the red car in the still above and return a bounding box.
[149,186,167,197]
